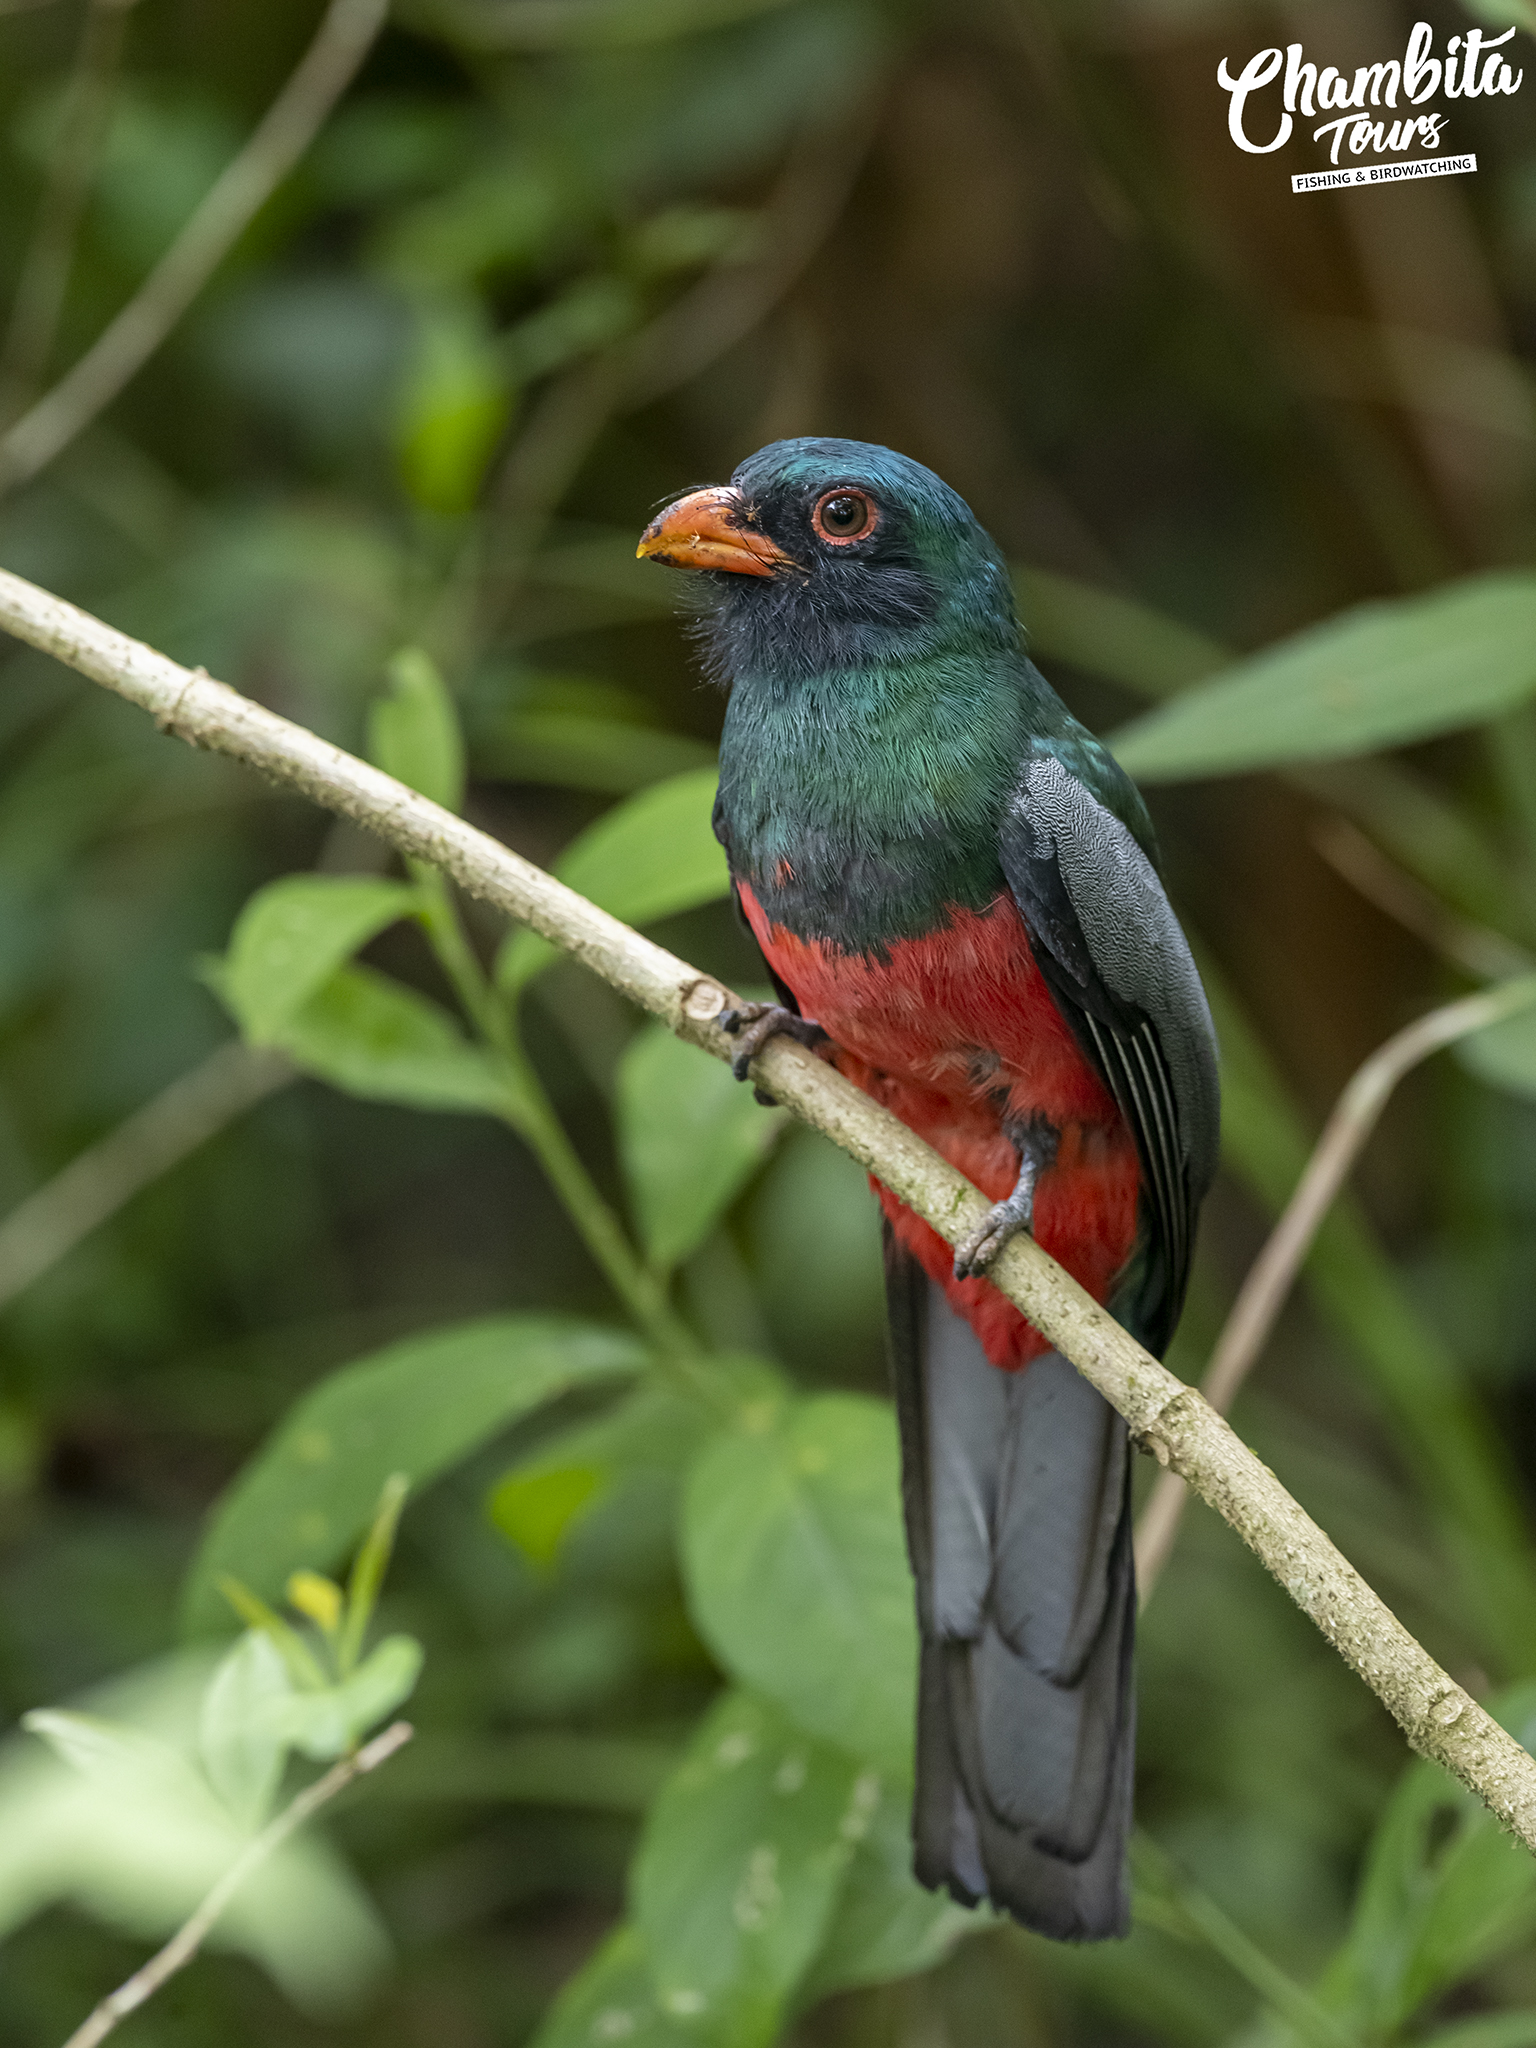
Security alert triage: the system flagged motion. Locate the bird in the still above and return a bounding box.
[636,438,1219,1943]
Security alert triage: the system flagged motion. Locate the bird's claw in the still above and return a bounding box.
[951,1116,1058,1281]
[719,1003,828,1084]
[953,1194,1036,1279]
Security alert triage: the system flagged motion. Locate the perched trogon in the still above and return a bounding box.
[636,438,1220,1943]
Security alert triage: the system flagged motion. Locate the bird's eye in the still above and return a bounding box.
[812,489,877,544]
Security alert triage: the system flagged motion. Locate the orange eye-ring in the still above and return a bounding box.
[812,489,877,544]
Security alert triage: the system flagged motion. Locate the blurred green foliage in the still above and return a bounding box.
[4,0,1536,2043]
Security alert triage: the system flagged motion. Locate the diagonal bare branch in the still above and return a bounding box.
[59,1720,413,2048]
[0,0,388,498]
[1135,975,1536,1598]
[0,1041,293,1314]
[0,0,142,426]
[2,561,1536,1856]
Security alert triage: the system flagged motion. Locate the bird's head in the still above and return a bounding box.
[636,438,1021,688]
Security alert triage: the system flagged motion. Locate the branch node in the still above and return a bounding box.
[681,977,730,1023]
[1429,1687,1469,1729]
[1132,1386,1204,1467]
[152,664,209,742]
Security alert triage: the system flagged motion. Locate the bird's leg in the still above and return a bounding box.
[718,1002,829,1085]
[953,1115,1060,1279]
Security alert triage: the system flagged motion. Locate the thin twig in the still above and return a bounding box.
[1311,815,1535,982]
[447,106,879,661]
[0,0,388,498]
[58,1720,413,2048]
[0,0,140,426]
[1130,1834,1360,2048]
[4,566,1536,1858]
[615,109,877,412]
[0,1042,292,1313]
[1135,976,1536,1597]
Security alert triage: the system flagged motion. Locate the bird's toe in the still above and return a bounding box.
[952,1199,1033,1280]
[719,1003,827,1082]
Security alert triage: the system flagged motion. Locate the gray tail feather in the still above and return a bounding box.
[884,1227,1135,1942]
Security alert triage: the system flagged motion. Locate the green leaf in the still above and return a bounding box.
[503,274,641,381]
[496,768,729,994]
[217,1577,328,1690]
[1459,1002,1536,1103]
[1457,0,1536,33]
[212,877,419,1046]
[631,1691,875,2045]
[275,963,511,1114]
[389,1730,680,1811]
[1014,565,1230,701]
[488,1369,772,1577]
[618,1023,785,1271]
[1110,574,1536,783]
[1293,756,1520,941]
[22,1712,200,1801]
[528,1924,698,2048]
[182,1315,647,1633]
[798,1778,975,2002]
[1418,2019,1536,2048]
[270,1635,423,1761]
[476,710,715,794]
[393,293,511,515]
[287,1570,344,1639]
[682,1395,916,1778]
[5,1658,390,2013]
[492,1463,607,1572]
[368,646,465,811]
[472,678,717,794]
[198,1632,293,1827]
[338,1473,409,1676]
[1316,1690,1536,2035]
[1200,950,1536,1668]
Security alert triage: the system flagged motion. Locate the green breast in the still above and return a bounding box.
[715,653,1026,954]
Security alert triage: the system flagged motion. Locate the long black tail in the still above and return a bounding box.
[884,1229,1135,1941]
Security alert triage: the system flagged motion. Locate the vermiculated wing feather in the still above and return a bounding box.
[999,747,1219,1355]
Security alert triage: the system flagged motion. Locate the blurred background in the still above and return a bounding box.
[2,0,1536,2041]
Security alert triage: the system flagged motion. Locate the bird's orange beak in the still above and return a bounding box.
[636,486,795,577]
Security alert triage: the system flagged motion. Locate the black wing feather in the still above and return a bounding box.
[1000,753,1219,1358]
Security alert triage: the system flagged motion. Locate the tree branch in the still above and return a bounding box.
[0,1041,292,1314]
[0,0,387,498]
[0,0,141,427]
[3,563,1536,1853]
[1311,815,1533,982]
[58,1720,413,2048]
[1134,976,1536,1597]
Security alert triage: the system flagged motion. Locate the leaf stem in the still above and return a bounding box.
[58,1721,413,2048]
[1131,1834,1359,2048]
[0,0,140,426]
[411,865,511,1052]
[0,1043,290,1313]
[0,0,388,497]
[412,866,708,1380]
[1136,972,1536,1599]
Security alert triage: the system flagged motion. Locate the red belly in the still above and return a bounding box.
[737,883,1140,1368]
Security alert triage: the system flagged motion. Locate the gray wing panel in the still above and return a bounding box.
[999,753,1220,1351]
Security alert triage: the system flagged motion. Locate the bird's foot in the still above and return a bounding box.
[953,1117,1059,1280]
[718,1003,828,1084]
[953,1188,1039,1279]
